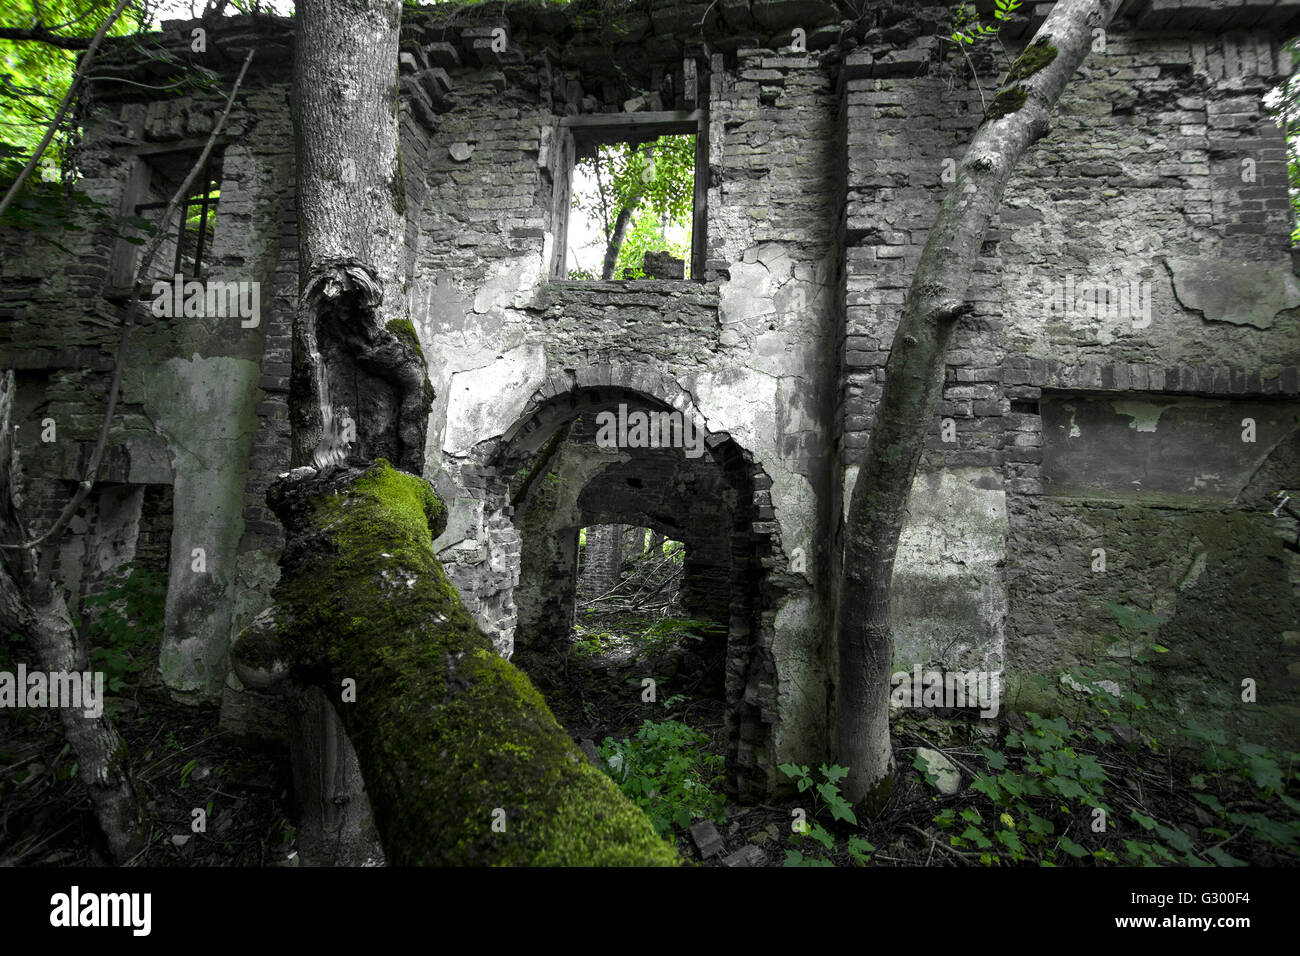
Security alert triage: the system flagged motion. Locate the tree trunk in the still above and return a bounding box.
[289,0,428,473]
[0,372,145,862]
[276,0,429,866]
[264,0,674,864]
[837,0,1121,811]
[230,462,678,865]
[601,200,638,279]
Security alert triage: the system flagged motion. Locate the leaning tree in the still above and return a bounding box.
[836,0,1123,810]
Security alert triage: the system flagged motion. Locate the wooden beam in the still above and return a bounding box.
[112,136,232,157]
[691,111,707,281]
[560,110,703,145]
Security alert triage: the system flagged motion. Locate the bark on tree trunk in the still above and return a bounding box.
[289,0,427,473]
[277,0,427,866]
[0,372,144,862]
[837,0,1121,811]
[601,200,638,279]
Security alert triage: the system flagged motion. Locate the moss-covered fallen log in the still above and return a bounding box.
[231,460,678,866]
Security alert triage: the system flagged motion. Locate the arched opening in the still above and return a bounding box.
[564,524,728,748]
[468,383,783,798]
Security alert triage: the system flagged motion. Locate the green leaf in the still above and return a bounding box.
[806,823,835,851]
[1131,810,1158,831]
[1204,846,1247,867]
[821,764,850,784]
[1047,776,1087,800]
[979,746,1008,771]
[1191,793,1225,814]
[847,835,875,865]
[995,829,1025,856]
[818,783,858,825]
[1058,836,1089,859]
[1245,754,1284,791]
[1155,824,1194,854]
[971,776,1003,801]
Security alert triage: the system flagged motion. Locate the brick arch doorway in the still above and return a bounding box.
[473,383,783,798]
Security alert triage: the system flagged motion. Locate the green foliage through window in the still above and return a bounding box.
[79,563,166,692]
[568,132,694,279]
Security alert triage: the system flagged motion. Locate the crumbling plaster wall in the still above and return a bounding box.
[120,88,295,702]
[403,24,840,775]
[3,0,1299,772]
[995,31,1300,743]
[837,16,1300,742]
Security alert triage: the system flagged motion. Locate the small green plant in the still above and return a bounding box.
[950,0,1022,45]
[270,816,296,847]
[597,718,725,838]
[1178,722,1300,864]
[934,712,1110,865]
[659,692,687,714]
[939,704,1300,866]
[777,763,876,867]
[1067,601,1173,747]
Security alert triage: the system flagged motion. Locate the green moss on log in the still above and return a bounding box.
[1006,37,1058,83]
[986,85,1028,120]
[268,460,678,866]
[984,38,1056,122]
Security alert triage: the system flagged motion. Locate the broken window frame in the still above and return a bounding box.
[107,139,228,293]
[549,110,708,283]
[132,171,220,279]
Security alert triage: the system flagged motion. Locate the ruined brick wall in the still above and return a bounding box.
[396,3,842,790]
[4,0,1299,788]
[834,8,1300,746]
[578,523,624,597]
[996,30,1300,742]
[1,23,298,705]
